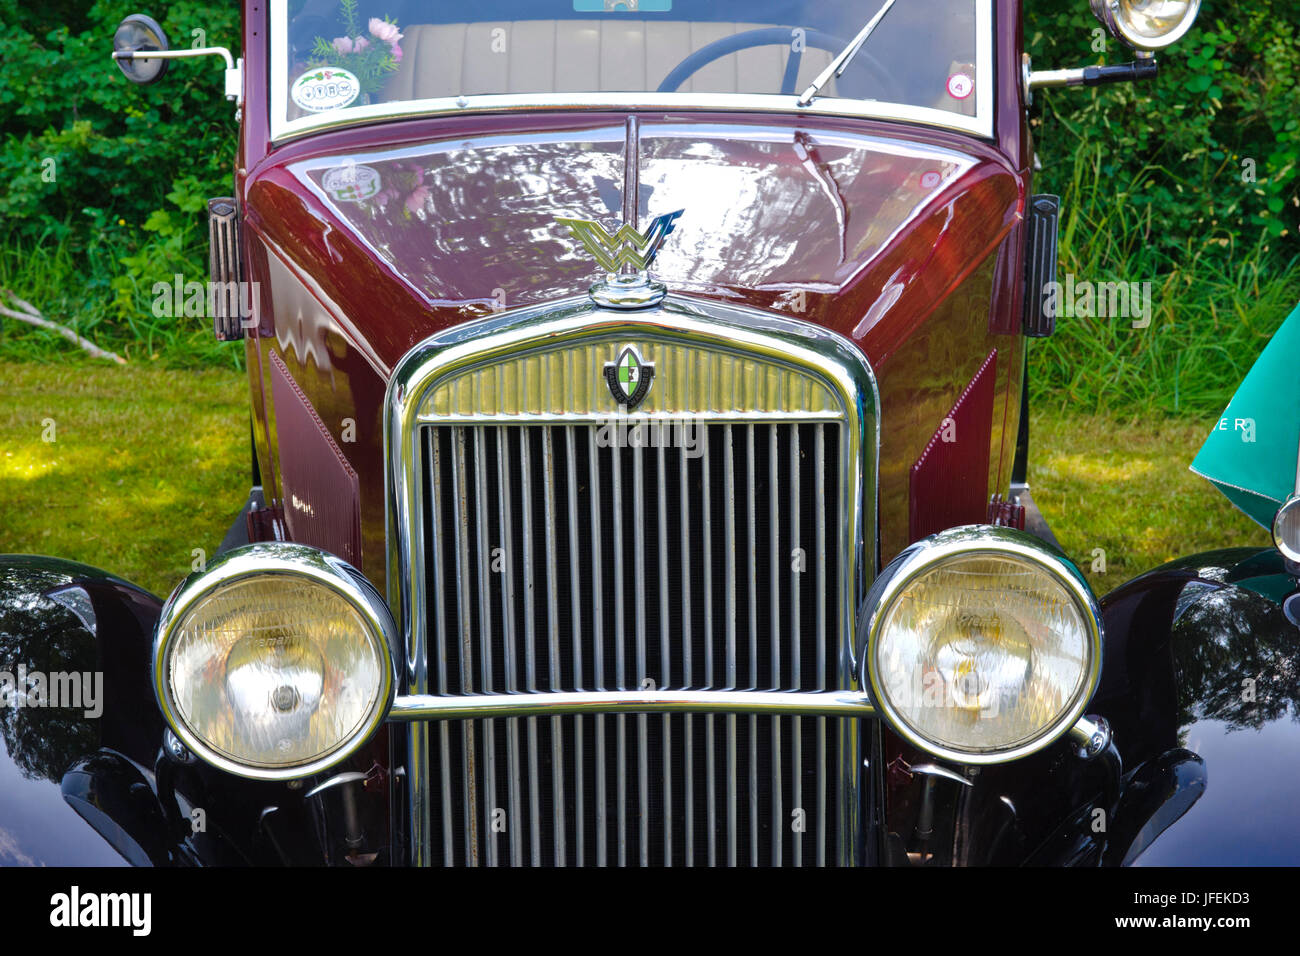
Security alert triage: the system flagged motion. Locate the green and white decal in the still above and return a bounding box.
[603,345,655,409]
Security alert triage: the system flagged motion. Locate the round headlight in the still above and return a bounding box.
[863,527,1101,764]
[154,544,396,780]
[1089,0,1201,52]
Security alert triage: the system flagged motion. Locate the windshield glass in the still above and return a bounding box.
[273,0,990,140]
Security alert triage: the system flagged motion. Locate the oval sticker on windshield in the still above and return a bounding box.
[292,67,360,112]
[322,164,381,203]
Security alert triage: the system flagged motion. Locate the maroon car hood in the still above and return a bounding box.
[246,114,1020,371]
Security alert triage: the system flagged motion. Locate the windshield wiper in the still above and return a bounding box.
[797,0,898,106]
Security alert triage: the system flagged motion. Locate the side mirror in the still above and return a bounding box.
[110,12,242,104]
[1025,0,1200,99]
[1090,0,1201,53]
[112,13,171,85]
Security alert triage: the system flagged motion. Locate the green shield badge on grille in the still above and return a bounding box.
[604,345,655,409]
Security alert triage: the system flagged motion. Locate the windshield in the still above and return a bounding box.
[272,0,991,140]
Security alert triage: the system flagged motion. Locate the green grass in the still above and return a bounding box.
[1031,139,1300,418]
[0,360,249,597]
[0,358,1270,602]
[1029,408,1271,596]
[0,228,243,371]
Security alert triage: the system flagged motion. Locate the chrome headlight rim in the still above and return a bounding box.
[153,543,397,781]
[861,525,1103,766]
[1089,0,1202,53]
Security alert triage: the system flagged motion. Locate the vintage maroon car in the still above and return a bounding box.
[6,0,1299,868]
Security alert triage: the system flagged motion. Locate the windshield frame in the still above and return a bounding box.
[268,0,994,143]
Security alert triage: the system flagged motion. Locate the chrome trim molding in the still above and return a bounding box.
[910,763,973,787]
[268,0,995,143]
[152,542,399,781]
[588,273,668,310]
[389,689,877,721]
[858,525,1104,767]
[385,293,880,865]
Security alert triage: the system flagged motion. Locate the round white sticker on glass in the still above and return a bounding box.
[323,164,382,203]
[292,67,360,112]
[946,72,974,100]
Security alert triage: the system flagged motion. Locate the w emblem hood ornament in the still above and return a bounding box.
[604,345,655,409]
[559,210,684,273]
[558,210,684,310]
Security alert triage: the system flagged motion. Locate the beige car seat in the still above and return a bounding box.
[384,20,837,100]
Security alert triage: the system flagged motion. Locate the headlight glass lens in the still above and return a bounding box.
[165,575,387,770]
[872,552,1095,757]
[1122,0,1193,40]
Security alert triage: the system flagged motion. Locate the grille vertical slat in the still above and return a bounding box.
[657,443,672,866]
[421,421,843,866]
[429,430,455,867]
[495,429,524,866]
[702,425,716,867]
[450,430,480,866]
[632,443,649,867]
[679,442,693,867]
[587,426,608,867]
[519,432,541,866]
[541,429,566,866]
[770,424,782,866]
[815,423,828,867]
[723,424,738,867]
[746,424,758,867]
[790,425,803,868]
[472,428,498,867]
[612,435,627,867]
[565,426,585,867]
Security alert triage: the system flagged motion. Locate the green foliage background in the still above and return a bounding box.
[0,0,239,365]
[0,0,1296,404]
[1027,0,1298,246]
[1024,0,1299,415]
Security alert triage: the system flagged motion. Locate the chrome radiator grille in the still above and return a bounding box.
[420,421,846,865]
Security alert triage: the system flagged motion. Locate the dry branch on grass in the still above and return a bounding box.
[0,288,126,365]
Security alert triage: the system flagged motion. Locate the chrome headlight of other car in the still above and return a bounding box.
[860,526,1102,765]
[153,543,397,780]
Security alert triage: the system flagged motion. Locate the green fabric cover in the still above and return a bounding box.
[1191,301,1300,528]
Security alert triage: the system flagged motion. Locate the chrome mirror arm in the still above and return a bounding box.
[1023,53,1157,104]
[112,48,243,105]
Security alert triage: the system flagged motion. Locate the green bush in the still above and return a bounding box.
[1025,0,1299,250]
[1024,0,1300,415]
[0,0,239,365]
[0,0,239,242]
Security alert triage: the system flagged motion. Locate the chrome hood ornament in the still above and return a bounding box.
[558,209,684,309]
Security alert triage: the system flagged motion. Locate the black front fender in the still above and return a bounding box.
[0,555,396,866]
[1094,546,1300,865]
[0,555,168,865]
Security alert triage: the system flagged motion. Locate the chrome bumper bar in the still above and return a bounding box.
[388,689,1111,758]
[388,689,876,721]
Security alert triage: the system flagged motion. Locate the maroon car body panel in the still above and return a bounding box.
[239,107,1028,581]
[232,3,1032,863]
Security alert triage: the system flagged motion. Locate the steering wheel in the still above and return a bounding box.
[656,26,903,101]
